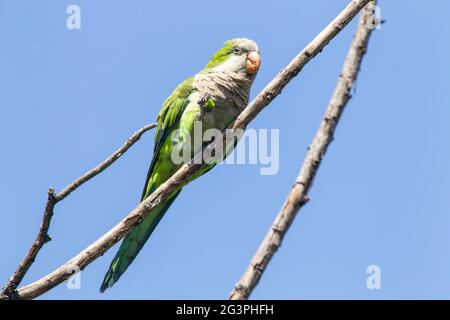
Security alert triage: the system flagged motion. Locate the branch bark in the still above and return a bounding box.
[4,0,371,300]
[229,1,377,300]
[0,123,156,300]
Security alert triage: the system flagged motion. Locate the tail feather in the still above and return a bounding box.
[100,191,180,293]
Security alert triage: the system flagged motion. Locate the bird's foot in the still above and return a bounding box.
[198,93,215,117]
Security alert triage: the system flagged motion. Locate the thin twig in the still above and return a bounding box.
[0,123,156,299]
[55,123,157,202]
[4,0,372,300]
[229,1,377,300]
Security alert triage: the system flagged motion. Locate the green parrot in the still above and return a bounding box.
[100,38,260,292]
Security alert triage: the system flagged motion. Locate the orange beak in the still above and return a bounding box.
[246,51,260,75]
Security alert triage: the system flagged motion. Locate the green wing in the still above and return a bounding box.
[100,77,195,292]
[140,76,194,200]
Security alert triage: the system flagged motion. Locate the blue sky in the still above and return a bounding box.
[1,0,450,299]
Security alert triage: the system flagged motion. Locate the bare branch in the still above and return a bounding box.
[0,189,56,300]
[229,1,377,300]
[0,123,156,299]
[6,0,371,300]
[55,123,157,202]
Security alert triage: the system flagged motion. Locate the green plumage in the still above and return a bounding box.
[100,79,194,293]
[205,40,234,69]
[100,38,259,292]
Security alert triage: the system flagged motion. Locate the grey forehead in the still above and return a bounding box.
[233,38,259,52]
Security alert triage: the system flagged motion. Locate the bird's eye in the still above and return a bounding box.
[233,47,242,55]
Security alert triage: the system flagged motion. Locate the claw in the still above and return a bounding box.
[199,93,214,117]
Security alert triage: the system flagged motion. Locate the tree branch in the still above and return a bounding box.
[56,123,157,202]
[0,123,156,299]
[5,0,371,300]
[229,1,377,300]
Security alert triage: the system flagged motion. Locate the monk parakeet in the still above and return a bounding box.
[100,38,260,292]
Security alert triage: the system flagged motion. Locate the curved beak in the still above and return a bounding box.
[246,51,261,75]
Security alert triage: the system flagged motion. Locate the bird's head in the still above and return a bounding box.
[204,38,261,78]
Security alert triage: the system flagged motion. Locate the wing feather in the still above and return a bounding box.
[140,77,194,200]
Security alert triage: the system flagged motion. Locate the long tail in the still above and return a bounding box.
[99,191,180,293]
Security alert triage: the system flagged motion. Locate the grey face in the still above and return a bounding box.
[212,38,261,77]
[231,38,259,55]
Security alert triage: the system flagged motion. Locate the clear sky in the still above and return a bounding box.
[1,0,450,299]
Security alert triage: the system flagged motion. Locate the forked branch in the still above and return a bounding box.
[0,123,156,299]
